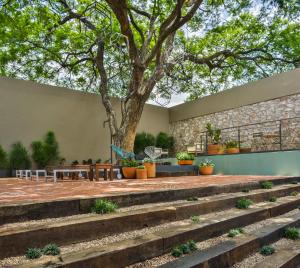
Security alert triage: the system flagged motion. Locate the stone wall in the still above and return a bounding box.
[170,94,300,152]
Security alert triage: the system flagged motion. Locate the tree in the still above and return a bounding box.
[1,0,299,151]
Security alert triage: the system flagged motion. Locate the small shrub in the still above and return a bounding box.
[171,247,183,257]
[176,152,195,161]
[190,216,200,223]
[242,189,250,193]
[260,245,275,256]
[187,196,198,201]
[156,132,174,151]
[284,227,300,240]
[26,248,42,259]
[121,159,138,167]
[134,132,155,154]
[269,196,277,202]
[186,240,197,251]
[179,243,191,254]
[9,142,31,169]
[236,198,253,209]
[91,199,118,214]
[43,243,60,256]
[171,240,197,257]
[228,228,244,237]
[260,181,273,189]
[291,191,298,196]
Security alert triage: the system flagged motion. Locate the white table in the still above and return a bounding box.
[31,170,47,182]
[52,169,90,182]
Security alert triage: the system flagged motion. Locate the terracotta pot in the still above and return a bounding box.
[207,144,224,155]
[178,160,194,165]
[136,169,148,179]
[199,166,214,175]
[240,147,252,153]
[226,147,240,154]
[144,162,156,178]
[122,167,136,179]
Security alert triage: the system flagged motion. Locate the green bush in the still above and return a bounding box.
[9,142,31,169]
[121,159,138,167]
[43,243,60,256]
[228,228,244,237]
[25,248,42,259]
[171,240,197,258]
[190,216,201,223]
[269,196,277,202]
[155,132,174,150]
[176,152,195,161]
[206,123,222,144]
[260,245,275,256]
[284,227,300,240]
[260,181,273,189]
[236,198,253,209]
[226,140,239,148]
[0,145,8,169]
[187,196,198,201]
[91,199,118,214]
[134,132,155,154]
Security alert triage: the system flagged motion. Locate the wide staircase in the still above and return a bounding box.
[1,177,300,268]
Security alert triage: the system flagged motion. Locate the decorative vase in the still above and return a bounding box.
[122,167,136,179]
[144,162,156,178]
[199,166,214,175]
[136,169,147,179]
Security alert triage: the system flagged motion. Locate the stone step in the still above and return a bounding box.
[10,197,300,268]
[253,241,300,268]
[1,176,298,224]
[158,213,300,268]
[1,184,300,259]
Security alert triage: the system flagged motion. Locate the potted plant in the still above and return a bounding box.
[199,159,215,175]
[176,152,194,165]
[143,158,156,178]
[136,165,148,179]
[226,141,240,154]
[206,123,223,155]
[121,159,137,179]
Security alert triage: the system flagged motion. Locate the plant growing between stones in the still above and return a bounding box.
[291,191,298,196]
[187,196,198,201]
[284,227,300,240]
[269,196,277,202]
[228,228,244,237]
[260,181,273,189]
[171,240,197,258]
[91,199,118,214]
[260,245,275,256]
[25,248,42,259]
[236,198,253,209]
[43,243,60,256]
[190,215,201,223]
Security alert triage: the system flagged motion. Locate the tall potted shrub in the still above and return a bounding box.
[176,152,194,165]
[121,159,138,179]
[206,123,223,155]
[143,158,156,178]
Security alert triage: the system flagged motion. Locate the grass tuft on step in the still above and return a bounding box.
[91,199,118,214]
[260,245,275,256]
[43,243,60,256]
[228,228,244,237]
[236,198,253,209]
[26,248,42,259]
[171,240,197,257]
[269,196,277,202]
[260,181,273,189]
[284,227,300,240]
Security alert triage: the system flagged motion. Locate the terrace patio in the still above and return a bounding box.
[0,175,290,205]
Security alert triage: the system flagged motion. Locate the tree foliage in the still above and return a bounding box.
[1,0,299,150]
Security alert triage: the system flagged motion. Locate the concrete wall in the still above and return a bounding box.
[0,77,169,162]
[169,68,300,122]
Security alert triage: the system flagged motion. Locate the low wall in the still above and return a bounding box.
[192,151,300,176]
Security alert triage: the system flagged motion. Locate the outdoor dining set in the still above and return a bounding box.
[16,163,122,182]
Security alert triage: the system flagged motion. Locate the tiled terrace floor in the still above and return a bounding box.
[0,175,288,205]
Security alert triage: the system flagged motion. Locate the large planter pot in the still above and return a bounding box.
[207,144,224,155]
[226,147,240,154]
[240,147,252,153]
[199,166,214,175]
[136,169,148,179]
[178,160,194,165]
[122,167,136,179]
[144,162,156,178]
